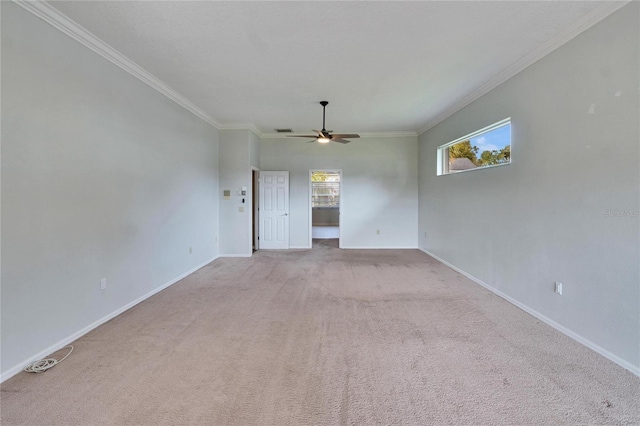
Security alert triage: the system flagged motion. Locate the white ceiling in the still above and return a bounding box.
[45,0,619,135]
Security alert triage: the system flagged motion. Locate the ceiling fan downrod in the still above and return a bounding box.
[320,101,328,132]
[285,100,359,144]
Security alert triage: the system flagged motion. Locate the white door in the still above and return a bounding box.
[259,171,289,249]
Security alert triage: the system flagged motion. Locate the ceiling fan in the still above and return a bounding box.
[288,101,360,144]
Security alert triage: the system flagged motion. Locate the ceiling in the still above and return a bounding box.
[44,1,620,135]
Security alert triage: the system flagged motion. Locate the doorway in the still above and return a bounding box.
[252,168,259,252]
[309,170,341,248]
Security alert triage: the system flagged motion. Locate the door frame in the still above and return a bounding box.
[309,169,342,248]
[251,167,260,252]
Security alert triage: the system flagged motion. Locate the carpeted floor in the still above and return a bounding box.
[2,240,639,425]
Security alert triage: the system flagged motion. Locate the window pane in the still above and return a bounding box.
[439,120,511,175]
[312,172,340,207]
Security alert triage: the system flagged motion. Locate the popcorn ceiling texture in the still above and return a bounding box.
[2,240,639,425]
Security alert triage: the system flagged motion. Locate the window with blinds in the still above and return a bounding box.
[311,172,340,208]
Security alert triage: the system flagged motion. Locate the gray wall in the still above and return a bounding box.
[312,208,340,226]
[418,3,639,373]
[219,129,259,256]
[1,3,220,378]
[250,130,261,170]
[261,136,418,248]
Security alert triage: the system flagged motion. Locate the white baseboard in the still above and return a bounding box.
[341,246,418,250]
[0,255,219,383]
[289,246,312,249]
[418,247,640,377]
[219,254,252,258]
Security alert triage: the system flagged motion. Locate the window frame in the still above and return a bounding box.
[437,117,511,176]
[311,171,341,208]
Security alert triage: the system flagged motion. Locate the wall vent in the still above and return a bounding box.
[275,128,293,133]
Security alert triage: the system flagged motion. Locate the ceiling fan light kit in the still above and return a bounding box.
[287,101,360,144]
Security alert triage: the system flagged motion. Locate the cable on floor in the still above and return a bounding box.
[24,345,74,373]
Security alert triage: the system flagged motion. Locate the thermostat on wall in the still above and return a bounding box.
[223,190,231,200]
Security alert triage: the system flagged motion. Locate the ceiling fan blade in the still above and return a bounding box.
[330,134,360,139]
[298,102,353,144]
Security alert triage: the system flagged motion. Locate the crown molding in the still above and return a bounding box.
[260,130,417,139]
[13,0,221,129]
[417,0,631,135]
[218,123,263,138]
[15,0,627,137]
[358,131,417,138]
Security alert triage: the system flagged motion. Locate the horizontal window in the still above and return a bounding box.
[437,118,511,176]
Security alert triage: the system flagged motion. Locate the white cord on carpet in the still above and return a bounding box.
[24,345,74,373]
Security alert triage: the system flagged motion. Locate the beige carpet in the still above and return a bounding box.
[2,239,639,425]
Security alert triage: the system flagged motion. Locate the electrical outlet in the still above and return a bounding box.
[424,231,427,238]
[100,278,107,291]
[554,281,563,295]
[239,206,244,212]
[376,229,380,235]
[189,247,192,254]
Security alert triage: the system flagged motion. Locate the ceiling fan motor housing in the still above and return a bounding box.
[286,101,359,143]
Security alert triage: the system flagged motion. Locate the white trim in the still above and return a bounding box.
[417,0,631,135]
[357,132,417,138]
[418,248,640,377]
[13,0,629,138]
[261,131,417,139]
[289,246,312,249]
[260,133,292,139]
[220,123,262,138]
[219,254,252,258]
[341,246,418,250]
[12,0,221,129]
[0,255,219,383]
